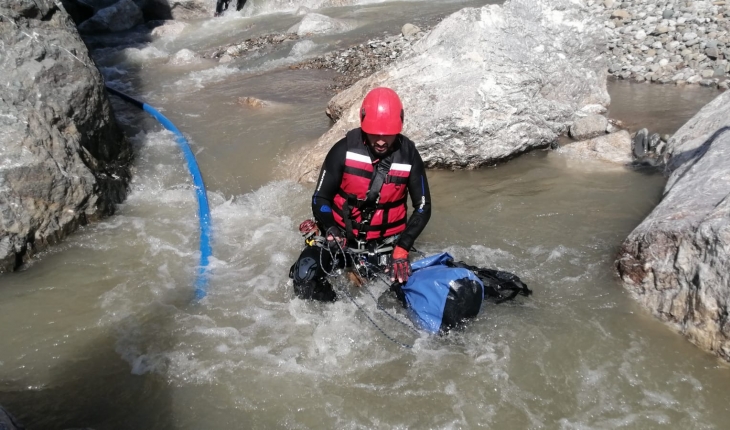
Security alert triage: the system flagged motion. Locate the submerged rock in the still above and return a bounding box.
[288,0,609,182]
[237,96,268,108]
[617,90,730,362]
[0,0,131,272]
[558,130,633,165]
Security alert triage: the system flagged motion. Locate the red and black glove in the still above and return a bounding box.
[325,226,347,249]
[389,245,411,284]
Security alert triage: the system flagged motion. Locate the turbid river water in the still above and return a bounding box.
[1,1,729,428]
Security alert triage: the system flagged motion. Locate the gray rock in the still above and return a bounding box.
[287,0,609,181]
[569,114,609,140]
[663,9,674,19]
[401,23,421,40]
[0,0,131,271]
[632,128,649,158]
[77,0,143,33]
[647,132,661,151]
[558,130,633,165]
[706,47,720,58]
[653,24,670,35]
[687,74,703,83]
[612,9,631,20]
[617,90,730,362]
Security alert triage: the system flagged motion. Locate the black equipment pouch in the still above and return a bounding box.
[445,260,532,303]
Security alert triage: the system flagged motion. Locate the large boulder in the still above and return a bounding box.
[0,0,131,272]
[616,90,730,362]
[287,0,609,182]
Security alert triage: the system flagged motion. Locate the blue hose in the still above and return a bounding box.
[106,86,212,301]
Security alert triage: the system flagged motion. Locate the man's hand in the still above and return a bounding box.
[325,226,347,249]
[389,245,411,283]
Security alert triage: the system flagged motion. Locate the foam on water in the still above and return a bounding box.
[173,65,238,91]
[289,39,318,58]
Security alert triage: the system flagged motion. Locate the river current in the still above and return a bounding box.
[1,1,729,428]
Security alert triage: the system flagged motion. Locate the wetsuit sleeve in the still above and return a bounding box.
[397,150,431,251]
[311,138,347,232]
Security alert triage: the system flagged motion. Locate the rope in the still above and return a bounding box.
[106,86,213,302]
[318,240,418,349]
[339,286,414,349]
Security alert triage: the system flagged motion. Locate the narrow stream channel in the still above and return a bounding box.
[1,1,729,428]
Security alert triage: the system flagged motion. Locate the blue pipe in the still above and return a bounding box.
[106,86,212,301]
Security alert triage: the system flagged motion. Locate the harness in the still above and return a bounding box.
[335,129,410,246]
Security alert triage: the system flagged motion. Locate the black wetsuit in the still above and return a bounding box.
[290,130,432,301]
[215,0,246,16]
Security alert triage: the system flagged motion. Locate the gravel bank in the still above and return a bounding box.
[592,0,730,89]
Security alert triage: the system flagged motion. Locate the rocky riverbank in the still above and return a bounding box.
[617,89,730,362]
[290,24,428,93]
[593,0,730,89]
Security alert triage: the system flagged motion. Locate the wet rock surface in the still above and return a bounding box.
[617,90,730,362]
[591,0,730,89]
[0,0,131,272]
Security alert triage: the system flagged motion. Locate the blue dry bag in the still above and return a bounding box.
[398,253,531,334]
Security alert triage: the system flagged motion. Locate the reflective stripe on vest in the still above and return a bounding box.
[333,129,411,240]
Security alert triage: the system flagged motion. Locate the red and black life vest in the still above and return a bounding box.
[333,128,415,241]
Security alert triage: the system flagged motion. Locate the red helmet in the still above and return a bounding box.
[360,87,403,135]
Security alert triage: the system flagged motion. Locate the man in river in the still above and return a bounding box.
[289,87,432,301]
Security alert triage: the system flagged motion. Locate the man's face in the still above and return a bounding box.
[365,133,398,156]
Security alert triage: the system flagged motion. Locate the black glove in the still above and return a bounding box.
[325,226,347,249]
[389,245,411,283]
